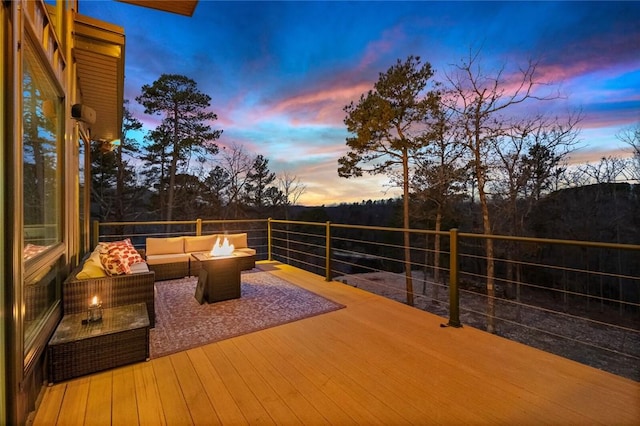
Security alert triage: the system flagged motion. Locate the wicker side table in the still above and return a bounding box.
[48,303,149,383]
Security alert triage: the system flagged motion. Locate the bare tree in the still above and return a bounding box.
[489,114,580,304]
[579,156,630,184]
[443,50,563,332]
[411,104,467,300]
[616,123,640,182]
[276,171,307,260]
[217,142,253,219]
[278,171,307,220]
[493,113,581,233]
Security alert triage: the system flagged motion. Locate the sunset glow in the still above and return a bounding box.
[81,1,640,205]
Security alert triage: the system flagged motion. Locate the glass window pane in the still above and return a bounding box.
[22,36,62,259]
[22,35,63,351]
[24,259,61,349]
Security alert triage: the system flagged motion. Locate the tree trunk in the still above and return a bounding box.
[422,233,429,295]
[166,113,180,232]
[431,208,442,303]
[403,148,414,306]
[474,139,496,333]
[115,146,125,236]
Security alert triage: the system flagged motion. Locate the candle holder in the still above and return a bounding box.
[88,300,103,323]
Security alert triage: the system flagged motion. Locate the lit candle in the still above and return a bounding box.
[88,295,102,322]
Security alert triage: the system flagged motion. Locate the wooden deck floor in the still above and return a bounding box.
[33,261,640,425]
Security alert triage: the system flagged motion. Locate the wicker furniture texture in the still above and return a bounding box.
[25,281,52,322]
[192,254,242,302]
[146,261,190,282]
[146,233,256,281]
[48,303,150,383]
[63,258,156,327]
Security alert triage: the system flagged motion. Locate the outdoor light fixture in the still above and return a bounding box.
[99,139,118,154]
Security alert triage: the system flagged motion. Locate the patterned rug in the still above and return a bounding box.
[150,270,344,358]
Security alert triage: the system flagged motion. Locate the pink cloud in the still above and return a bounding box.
[357,25,406,72]
[567,147,634,166]
[245,81,373,127]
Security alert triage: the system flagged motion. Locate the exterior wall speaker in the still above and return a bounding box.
[71,104,96,124]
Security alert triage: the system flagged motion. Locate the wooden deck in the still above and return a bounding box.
[33,261,640,425]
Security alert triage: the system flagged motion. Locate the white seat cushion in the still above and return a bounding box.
[130,262,150,274]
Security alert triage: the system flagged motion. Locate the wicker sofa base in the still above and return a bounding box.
[146,234,256,281]
[63,261,156,327]
[150,254,256,281]
[147,261,190,282]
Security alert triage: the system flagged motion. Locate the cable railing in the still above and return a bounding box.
[94,217,640,381]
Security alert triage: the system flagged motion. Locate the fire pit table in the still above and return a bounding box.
[191,253,242,303]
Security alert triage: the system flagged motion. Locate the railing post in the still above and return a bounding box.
[325,221,332,282]
[448,228,462,327]
[196,218,202,236]
[267,218,273,261]
[92,220,100,248]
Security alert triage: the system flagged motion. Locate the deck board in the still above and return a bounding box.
[84,371,112,426]
[240,333,356,424]
[33,261,640,425]
[132,361,167,425]
[225,338,319,424]
[55,376,89,426]
[32,381,64,424]
[112,367,138,424]
[202,344,275,424]
[219,340,304,424]
[185,348,245,425]
[170,351,219,425]
[152,356,193,425]
[238,333,379,425]
[270,308,487,424]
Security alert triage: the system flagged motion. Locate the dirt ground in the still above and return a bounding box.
[335,270,640,382]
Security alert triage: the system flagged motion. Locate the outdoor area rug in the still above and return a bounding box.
[150,271,345,358]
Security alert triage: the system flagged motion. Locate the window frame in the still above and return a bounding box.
[20,23,66,371]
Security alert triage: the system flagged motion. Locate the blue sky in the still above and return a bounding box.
[80,1,640,205]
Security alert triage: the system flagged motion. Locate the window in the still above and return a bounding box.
[22,36,62,253]
[22,34,63,349]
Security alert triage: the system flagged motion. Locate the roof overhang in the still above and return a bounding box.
[73,13,125,143]
[116,0,199,17]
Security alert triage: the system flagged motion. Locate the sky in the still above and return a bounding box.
[78,0,640,206]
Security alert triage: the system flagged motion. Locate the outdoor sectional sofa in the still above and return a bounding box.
[145,233,256,281]
[62,244,156,327]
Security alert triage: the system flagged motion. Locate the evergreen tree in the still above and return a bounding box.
[245,154,276,212]
[339,56,440,306]
[136,74,222,222]
[203,165,231,218]
[114,100,144,222]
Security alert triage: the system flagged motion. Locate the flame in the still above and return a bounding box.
[91,295,99,306]
[210,237,235,257]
